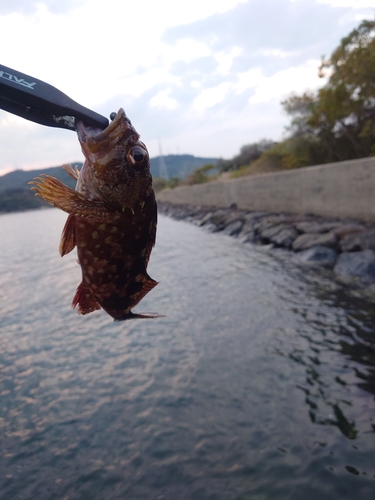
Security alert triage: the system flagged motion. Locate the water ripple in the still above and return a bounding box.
[0,210,375,499]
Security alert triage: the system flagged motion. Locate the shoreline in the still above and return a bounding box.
[158,201,375,292]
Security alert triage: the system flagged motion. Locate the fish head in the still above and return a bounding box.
[76,108,152,211]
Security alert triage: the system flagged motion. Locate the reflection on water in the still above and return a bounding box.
[269,251,375,451]
[0,209,374,500]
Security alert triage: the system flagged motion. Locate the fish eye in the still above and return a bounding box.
[129,146,148,165]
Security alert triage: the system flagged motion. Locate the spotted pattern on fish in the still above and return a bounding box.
[30,108,160,321]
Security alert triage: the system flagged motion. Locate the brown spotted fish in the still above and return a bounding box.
[30,108,160,320]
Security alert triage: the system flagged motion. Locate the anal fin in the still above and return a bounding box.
[59,214,76,256]
[72,282,101,315]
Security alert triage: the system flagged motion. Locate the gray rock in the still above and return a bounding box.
[271,228,299,248]
[243,211,269,222]
[260,224,299,248]
[330,224,365,240]
[340,229,375,252]
[210,210,231,231]
[204,223,218,232]
[223,212,245,226]
[292,232,338,251]
[295,221,341,233]
[334,250,375,281]
[239,219,258,236]
[296,245,337,267]
[223,220,243,236]
[243,232,261,244]
[239,219,258,242]
[198,212,214,226]
[260,224,289,240]
[256,216,290,233]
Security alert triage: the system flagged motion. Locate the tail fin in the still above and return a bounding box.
[113,312,165,322]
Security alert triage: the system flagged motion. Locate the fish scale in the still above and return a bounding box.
[30,108,161,321]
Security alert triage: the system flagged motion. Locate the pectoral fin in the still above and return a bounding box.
[29,175,113,222]
[59,214,76,256]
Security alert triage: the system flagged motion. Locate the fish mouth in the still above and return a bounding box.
[76,108,138,155]
[76,122,103,143]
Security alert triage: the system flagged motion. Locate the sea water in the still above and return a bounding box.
[0,208,374,499]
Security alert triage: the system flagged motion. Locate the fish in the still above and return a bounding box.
[30,108,160,321]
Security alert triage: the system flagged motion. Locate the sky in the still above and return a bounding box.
[0,0,373,175]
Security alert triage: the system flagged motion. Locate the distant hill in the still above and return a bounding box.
[0,163,82,192]
[0,154,218,213]
[0,188,47,212]
[0,163,83,213]
[150,154,218,179]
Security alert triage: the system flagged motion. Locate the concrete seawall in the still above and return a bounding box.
[156,157,375,222]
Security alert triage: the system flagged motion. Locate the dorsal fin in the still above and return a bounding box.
[62,163,79,180]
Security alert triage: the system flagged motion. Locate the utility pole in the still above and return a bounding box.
[158,140,169,179]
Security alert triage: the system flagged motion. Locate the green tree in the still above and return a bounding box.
[217,140,275,173]
[183,163,217,185]
[317,19,375,157]
[282,19,375,164]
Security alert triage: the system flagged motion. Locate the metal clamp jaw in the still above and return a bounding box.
[0,64,109,131]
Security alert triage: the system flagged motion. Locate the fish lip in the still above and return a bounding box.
[76,108,128,143]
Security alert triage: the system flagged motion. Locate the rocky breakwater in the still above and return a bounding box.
[158,201,375,288]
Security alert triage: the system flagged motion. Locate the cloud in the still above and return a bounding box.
[0,111,80,173]
[193,83,233,110]
[150,89,179,110]
[0,0,82,15]
[0,0,373,174]
[163,0,370,70]
[247,60,322,104]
